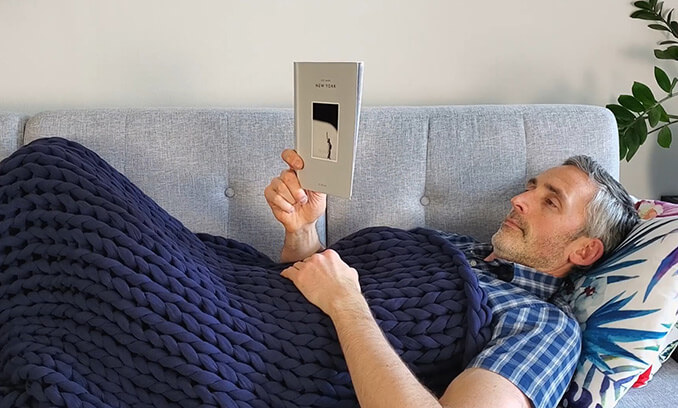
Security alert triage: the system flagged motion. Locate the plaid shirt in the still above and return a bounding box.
[440,232,580,408]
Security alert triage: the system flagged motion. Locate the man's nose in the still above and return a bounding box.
[510,191,529,213]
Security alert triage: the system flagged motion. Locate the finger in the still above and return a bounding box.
[282,149,304,170]
[281,263,302,280]
[280,266,293,279]
[264,179,296,213]
[280,169,308,204]
[273,175,298,204]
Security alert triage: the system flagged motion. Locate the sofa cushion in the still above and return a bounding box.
[22,109,298,260]
[0,111,27,161]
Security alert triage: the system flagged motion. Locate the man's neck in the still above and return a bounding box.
[484,251,572,278]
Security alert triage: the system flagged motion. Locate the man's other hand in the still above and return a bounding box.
[264,149,326,234]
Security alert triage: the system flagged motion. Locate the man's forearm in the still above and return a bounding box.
[280,223,323,263]
[329,295,441,408]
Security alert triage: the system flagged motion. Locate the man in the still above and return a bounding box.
[264,150,639,408]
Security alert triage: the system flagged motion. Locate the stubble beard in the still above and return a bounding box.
[491,215,572,271]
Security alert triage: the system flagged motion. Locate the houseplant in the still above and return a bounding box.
[607,0,678,161]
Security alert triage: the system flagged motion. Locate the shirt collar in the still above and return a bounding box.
[508,261,563,300]
[468,245,564,300]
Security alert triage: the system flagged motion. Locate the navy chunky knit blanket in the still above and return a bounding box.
[0,138,492,408]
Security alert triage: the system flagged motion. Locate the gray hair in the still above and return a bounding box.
[563,155,639,257]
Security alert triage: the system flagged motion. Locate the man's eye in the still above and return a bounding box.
[546,199,557,208]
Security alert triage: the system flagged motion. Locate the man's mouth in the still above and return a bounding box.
[503,218,521,230]
[502,214,525,234]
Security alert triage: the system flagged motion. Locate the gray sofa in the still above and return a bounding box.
[0,105,675,407]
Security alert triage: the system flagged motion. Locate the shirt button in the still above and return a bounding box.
[469,260,477,267]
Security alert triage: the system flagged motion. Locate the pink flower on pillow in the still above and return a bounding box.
[637,201,664,219]
[635,199,678,220]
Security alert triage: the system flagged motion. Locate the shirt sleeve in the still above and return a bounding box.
[466,301,581,408]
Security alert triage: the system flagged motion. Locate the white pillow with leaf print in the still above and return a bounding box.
[560,216,678,408]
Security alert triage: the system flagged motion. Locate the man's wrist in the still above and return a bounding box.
[281,223,322,262]
[328,292,371,323]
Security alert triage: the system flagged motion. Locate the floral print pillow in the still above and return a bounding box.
[632,199,678,387]
[560,214,678,408]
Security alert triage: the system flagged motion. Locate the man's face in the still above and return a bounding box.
[491,165,597,273]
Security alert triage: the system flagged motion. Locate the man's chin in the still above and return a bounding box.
[493,226,515,242]
[491,232,519,259]
[490,230,504,250]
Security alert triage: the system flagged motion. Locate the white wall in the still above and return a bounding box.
[0,0,675,198]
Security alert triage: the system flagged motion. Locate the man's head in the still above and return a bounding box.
[490,155,639,277]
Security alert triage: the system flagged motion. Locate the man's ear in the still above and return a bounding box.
[569,238,604,267]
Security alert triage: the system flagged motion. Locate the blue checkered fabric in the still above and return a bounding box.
[439,232,580,408]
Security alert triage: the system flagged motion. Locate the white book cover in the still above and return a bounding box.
[294,61,364,198]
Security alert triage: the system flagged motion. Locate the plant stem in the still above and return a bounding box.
[647,120,678,134]
[622,92,678,132]
[653,4,678,38]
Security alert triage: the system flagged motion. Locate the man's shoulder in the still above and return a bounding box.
[480,274,578,326]
[497,291,580,339]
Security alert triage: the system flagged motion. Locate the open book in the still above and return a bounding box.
[294,61,364,199]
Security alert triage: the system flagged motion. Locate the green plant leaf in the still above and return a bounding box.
[632,10,661,20]
[632,81,657,106]
[619,134,629,161]
[658,126,672,147]
[622,120,643,152]
[657,104,670,122]
[655,66,672,92]
[607,104,636,125]
[659,40,678,45]
[634,1,653,10]
[649,105,662,126]
[654,46,678,59]
[637,116,649,144]
[671,21,678,37]
[618,95,646,112]
[624,117,648,147]
[649,23,671,32]
[624,127,641,160]
[625,139,640,161]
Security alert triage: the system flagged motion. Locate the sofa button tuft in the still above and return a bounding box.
[225,187,235,198]
[420,196,430,206]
